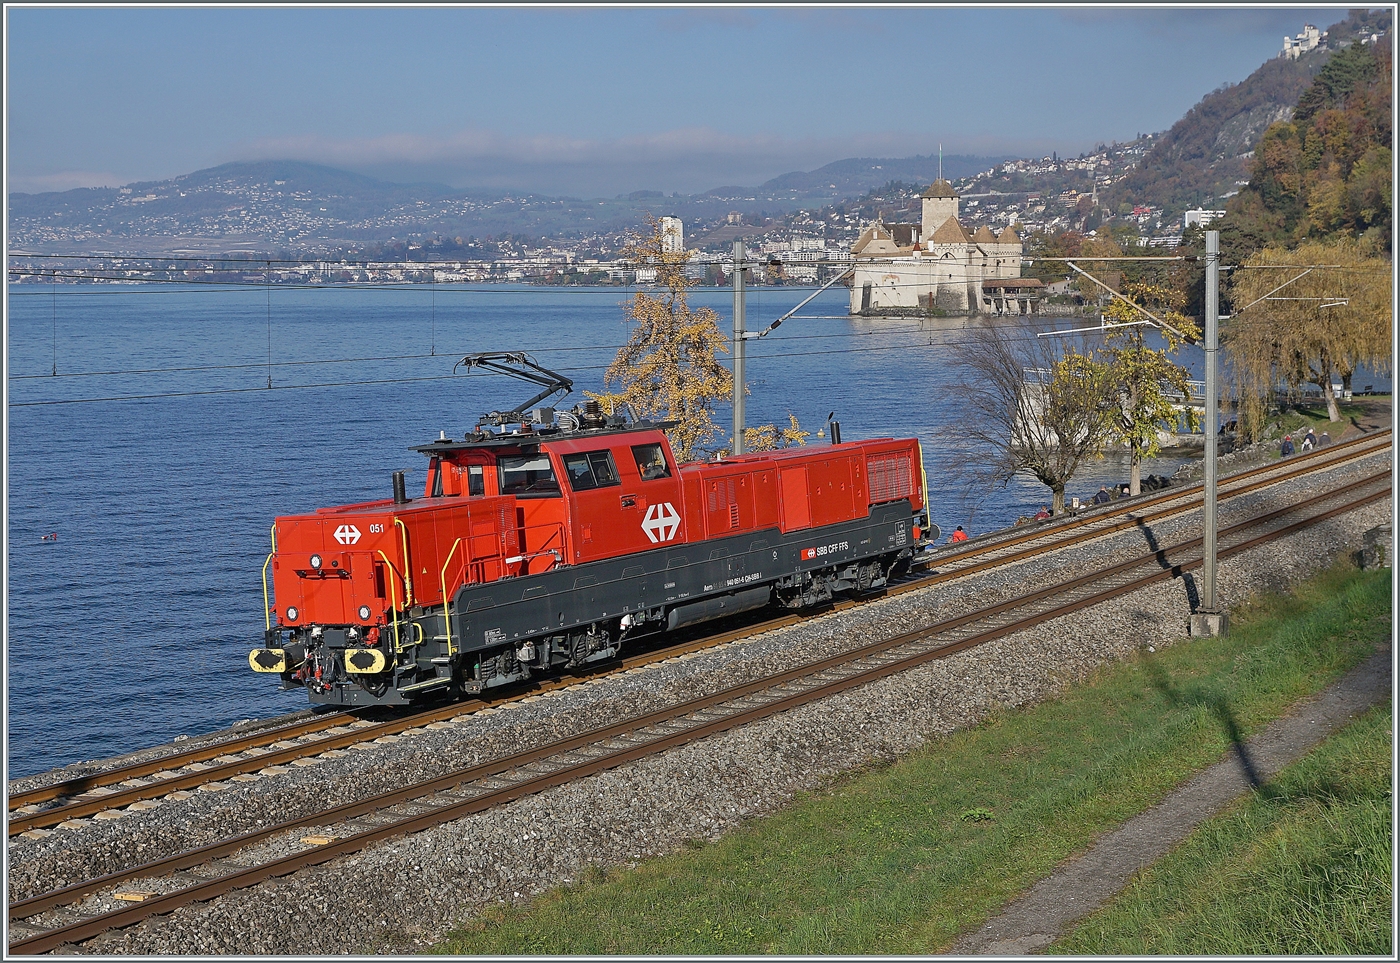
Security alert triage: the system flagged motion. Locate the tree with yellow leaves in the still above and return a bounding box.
[1225,237,1391,436]
[742,414,810,453]
[591,217,732,463]
[1101,281,1201,495]
[595,217,810,462]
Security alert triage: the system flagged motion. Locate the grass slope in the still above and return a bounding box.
[1054,702,1392,955]
[431,564,1391,955]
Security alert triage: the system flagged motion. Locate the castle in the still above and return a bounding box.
[848,179,1039,315]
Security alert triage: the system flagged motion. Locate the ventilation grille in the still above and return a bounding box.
[867,452,913,503]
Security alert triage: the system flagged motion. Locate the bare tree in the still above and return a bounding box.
[953,318,1115,515]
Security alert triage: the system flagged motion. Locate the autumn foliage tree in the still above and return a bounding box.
[1220,39,1393,260]
[742,414,810,453]
[1100,282,1201,495]
[1225,237,1391,435]
[592,218,733,463]
[594,218,807,462]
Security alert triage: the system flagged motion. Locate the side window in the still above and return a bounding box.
[632,443,671,481]
[430,458,444,497]
[466,464,485,497]
[563,450,620,491]
[498,453,560,496]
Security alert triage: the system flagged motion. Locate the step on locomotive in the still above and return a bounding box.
[249,352,935,707]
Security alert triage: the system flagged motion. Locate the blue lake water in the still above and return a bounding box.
[6,282,1200,778]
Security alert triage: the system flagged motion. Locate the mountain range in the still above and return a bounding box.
[9,9,1390,259]
[8,153,1010,257]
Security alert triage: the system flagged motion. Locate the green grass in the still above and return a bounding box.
[430,564,1391,955]
[1053,703,1393,955]
[1271,396,1389,451]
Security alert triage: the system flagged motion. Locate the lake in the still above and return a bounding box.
[6,281,1198,777]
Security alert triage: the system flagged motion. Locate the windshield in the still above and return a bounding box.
[498,453,560,496]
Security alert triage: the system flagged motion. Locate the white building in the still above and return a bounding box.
[1282,23,1324,59]
[659,216,684,254]
[1183,209,1227,230]
[848,179,1030,314]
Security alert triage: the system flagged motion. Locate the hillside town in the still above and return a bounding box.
[7,137,1222,289]
[8,15,1389,294]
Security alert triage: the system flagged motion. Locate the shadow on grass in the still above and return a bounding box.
[1142,656,1261,790]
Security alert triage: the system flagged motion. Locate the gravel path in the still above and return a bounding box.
[951,645,1393,955]
[7,448,1391,955]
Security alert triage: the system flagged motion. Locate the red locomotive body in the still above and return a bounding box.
[251,355,932,706]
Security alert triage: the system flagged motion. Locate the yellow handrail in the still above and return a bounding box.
[376,550,404,653]
[394,518,415,606]
[917,441,931,523]
[261,524,278,631]
[261,554,275,631]
[439,537,464,657]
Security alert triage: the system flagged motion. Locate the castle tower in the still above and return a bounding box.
[921,179,959,240]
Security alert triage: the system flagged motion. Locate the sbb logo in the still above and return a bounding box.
[334,524,362,545]
[641,502,681,543]
[801,547,817,560]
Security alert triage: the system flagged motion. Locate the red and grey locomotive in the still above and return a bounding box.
[249,353,934,707]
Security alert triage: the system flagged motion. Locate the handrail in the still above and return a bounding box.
[261,554,275,631]
[916,441,931,517]
[504,521,566,573]
[260,525,277,631]
[376,550,405,654]
[394,518,415,606]
[439,537,464,657]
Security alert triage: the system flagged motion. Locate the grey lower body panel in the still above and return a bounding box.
[451,501,915,650]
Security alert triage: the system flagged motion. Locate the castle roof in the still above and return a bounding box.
[921,179,958,199]
[997,225,1021,244]
[851,221,901,256]
[929,216,971,245]
[971,226,998,243]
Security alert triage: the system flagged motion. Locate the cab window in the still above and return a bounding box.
[632,443,671,480]
[498,453,560,496]
[563,450,620,491]
[466,464,485,496]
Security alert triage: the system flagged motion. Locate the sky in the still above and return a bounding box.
[5,5,1355,199]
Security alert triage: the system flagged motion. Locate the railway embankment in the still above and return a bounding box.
[6,440,1392,955]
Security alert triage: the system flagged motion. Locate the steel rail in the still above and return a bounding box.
[918,436,1391,584]
[8,430,1389,830]
[9,471,1389,954]
[922,429,1389,568]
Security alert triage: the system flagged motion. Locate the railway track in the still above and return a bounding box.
[8,429,1390,837]
[7,460,1390,955]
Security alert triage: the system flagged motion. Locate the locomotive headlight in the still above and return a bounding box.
[358,605,372,621]
[285,606,300,622]
[309,554,323,570]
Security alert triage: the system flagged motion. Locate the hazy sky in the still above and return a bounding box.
[6,5,1351,198]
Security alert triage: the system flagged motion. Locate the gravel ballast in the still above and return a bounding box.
[6,449,1391,955]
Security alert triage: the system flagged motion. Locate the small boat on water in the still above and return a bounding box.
[39,532,58,542]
